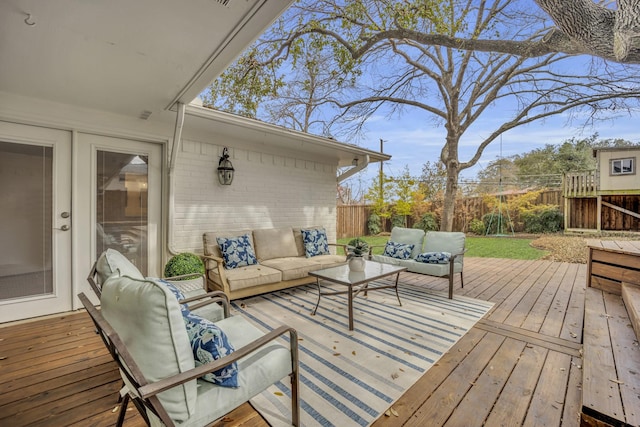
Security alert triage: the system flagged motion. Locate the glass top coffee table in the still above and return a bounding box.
[309,261,407,330]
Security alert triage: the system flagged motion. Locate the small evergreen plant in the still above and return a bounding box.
[164,252,204,279]
[346,238,368,259]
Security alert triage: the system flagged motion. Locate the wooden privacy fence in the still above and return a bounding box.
[336,204,371,238]
[337,189,564,237]
[453,190,563,231]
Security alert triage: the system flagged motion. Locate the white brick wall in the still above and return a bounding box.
[171,138,338,253]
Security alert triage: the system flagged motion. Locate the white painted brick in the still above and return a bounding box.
[170,140,338,253]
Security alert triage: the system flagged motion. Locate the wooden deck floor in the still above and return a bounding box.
[0,257,587,427]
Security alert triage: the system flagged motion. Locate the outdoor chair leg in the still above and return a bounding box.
[116,393,129,427]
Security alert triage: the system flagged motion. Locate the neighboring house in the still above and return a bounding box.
[0,1,390,323]
[563,146,640,232]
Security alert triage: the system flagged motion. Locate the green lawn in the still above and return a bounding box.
[338,235,548,260]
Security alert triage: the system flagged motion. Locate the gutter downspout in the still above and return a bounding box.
[337,155,369,182]
[167,102,186,256]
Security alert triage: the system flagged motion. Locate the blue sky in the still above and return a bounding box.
[346,100,640,188]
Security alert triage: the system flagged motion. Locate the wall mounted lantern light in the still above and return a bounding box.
[217,147,234,185]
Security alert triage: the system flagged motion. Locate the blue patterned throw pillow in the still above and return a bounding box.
[183,311,238,387]
[416,251,451,264]
[382,241,414,260]
[216,234,258,269]
[301,228,330,258]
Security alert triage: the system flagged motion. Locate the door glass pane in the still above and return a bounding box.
[0,141,53,300]
[96,151,148,275]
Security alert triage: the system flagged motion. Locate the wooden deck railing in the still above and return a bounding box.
[563,171,597,198]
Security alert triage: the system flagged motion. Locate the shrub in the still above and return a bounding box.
[521,206,563,233]
[368,213,381,235]
[391,214,406,228]
[413,212,439,232]
[469,218,485,235]
[164,252,204,279]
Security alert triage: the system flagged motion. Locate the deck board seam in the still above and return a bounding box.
[475,319,582,357]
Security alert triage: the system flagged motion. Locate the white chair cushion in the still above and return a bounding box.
[403,259,463,276]
[101,275,196,422]
[95,248,144,283]
[389,227,426,259]
[147,315,292,427]
[423,232,465,262]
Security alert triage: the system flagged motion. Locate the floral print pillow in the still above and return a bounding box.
[301,228,330,258]
[158,279,238,387]
[216,234,258,269]
[416,251,451,264]
[382,241,414,260]
[183,311,238,387]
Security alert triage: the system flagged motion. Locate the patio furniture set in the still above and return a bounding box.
[82,227,466,426]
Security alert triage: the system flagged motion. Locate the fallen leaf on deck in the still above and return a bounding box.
[112,406,119,413]
[352,351,356,355]
[390,408,399,416]
[609,379,624,384]
[333,353,341,356]
[274,391,284,396]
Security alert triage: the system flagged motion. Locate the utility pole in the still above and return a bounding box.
[379,138,384,200]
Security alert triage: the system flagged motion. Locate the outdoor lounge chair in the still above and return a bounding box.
[85,249,264,426]
[79,264,300,426]
[370,227,465,299]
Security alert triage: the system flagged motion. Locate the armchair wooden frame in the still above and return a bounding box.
[78,292,300,426]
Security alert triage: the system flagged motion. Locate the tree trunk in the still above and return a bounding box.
[441,163,460,231]
[440,130,461,232]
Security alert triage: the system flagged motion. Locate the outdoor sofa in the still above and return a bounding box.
[203,226,346,300]
[370,227,465,299]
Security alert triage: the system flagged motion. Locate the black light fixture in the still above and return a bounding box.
[217,147,234,185]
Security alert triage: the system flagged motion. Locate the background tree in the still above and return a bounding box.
[475,158,520,194]
[388,166,417,228]
[513,134,638,181]
[205,0,640,230]
[473,134,639,191]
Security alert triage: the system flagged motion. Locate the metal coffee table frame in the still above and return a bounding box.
[309,261,407,330]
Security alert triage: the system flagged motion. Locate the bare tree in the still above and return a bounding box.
[205,0,640,230]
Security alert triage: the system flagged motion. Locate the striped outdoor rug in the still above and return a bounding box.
[231,281,493,427]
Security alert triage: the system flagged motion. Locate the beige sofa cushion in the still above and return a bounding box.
[262,255,346,280]
[252,227,298,261]
[261,257,321,281]
[208,264,282,292]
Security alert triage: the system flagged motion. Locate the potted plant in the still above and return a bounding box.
[164,252,205,280]
[346,238,368,272]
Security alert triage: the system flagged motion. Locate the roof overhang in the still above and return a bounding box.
[184,103,391,175]
[0,0,293,119]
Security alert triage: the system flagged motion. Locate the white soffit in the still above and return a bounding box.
[184,104,391,167]
[0,0,293,118]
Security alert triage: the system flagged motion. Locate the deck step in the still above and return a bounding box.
[581,287,640,427]
[622,282,640,341]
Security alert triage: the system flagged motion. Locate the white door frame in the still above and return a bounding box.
[0,122,72,322]
[74,133,163,307]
